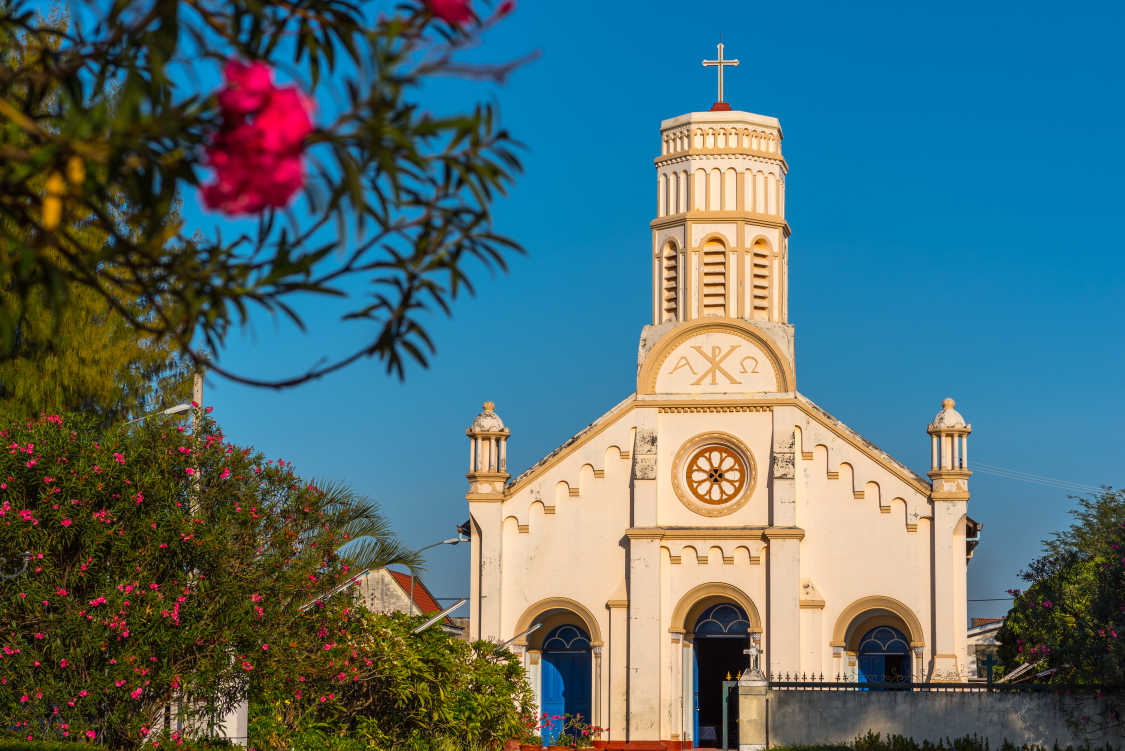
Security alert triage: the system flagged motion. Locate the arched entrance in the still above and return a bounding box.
[857,626,911,683]
[540,624,592,745]
[692,602,749,748]
[831,596,924,683]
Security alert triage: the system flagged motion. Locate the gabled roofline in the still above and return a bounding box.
[793,392,931,494]
[499,392,932,500]
[506,393,637,495]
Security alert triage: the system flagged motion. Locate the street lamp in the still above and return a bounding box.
[409,535,467,615]
[120,403,192,426]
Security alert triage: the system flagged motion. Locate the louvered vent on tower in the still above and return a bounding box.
[662,243,679,322]
[702,243,727,316]
[751,238,771,318]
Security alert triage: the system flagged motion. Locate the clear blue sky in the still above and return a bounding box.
[189,0,1123,621]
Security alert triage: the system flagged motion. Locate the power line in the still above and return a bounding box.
[968,597,1014,602]
[972,461,1105,495]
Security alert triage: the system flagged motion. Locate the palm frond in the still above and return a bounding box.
[313,478,424,573]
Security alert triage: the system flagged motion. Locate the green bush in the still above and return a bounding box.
[772,732,1118,751]
[248,610,534,750]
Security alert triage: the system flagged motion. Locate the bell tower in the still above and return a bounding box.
[650,77,789,326]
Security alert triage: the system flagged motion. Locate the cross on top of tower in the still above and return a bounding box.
[702,40,739,111]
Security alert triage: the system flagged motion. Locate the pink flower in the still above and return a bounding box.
[184,468,195,476]
[86,730,96,740]
[202,60,313,215]
[217,60,274,116]
[261,643,269,651]
[427,0,472,24]
[60,519,72,527]
[113,452,125,464]
[220,467,231,480]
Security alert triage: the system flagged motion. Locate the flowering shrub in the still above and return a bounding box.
[996,489,1124,733]
[539,713,604,749]
[248,610,533,750]
[998,488,1125,687]
[0,412,386,748]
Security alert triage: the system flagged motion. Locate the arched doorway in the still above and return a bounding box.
[692,603,749,748]
[540,624,592,745]
[831,596,925,684]
[857,626,911,684]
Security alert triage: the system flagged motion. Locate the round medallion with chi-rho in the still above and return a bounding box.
[686,445,746,505]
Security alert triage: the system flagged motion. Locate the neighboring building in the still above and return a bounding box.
[461,90,981,747]
[967,617,1005,680]
[355,568,463,637]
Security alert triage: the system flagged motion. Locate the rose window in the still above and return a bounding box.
[686,445,746,505]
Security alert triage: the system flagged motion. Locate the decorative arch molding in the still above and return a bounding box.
[513,597,603,648]
[669,582,762,635]
[747,232,773,251]
[697,231,733,249]
[637,318,795,394]
[830,595,925,649]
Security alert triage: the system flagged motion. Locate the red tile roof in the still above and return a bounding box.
[970,617,1004,628]
[387,569,446,620]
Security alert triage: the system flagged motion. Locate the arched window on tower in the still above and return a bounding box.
[662,241,680,322]
[701,241,727,317]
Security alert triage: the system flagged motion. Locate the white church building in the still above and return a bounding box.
[463,57,979,748]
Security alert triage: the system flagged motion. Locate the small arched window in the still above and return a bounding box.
[693,602,751,637]
[542,624,591,651]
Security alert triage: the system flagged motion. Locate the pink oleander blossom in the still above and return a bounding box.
[427,0,472,24]
[202,60,313,215]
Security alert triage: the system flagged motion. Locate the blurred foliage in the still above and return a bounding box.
[0,8,189,422]
[0,0,527,389]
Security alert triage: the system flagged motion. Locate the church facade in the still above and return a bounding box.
[463,103,978,748]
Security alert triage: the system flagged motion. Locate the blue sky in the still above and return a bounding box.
[182,0,1124,619]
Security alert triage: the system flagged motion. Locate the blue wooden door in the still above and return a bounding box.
[540,625,592,745]
[857,654,883,683]
[857,626,910,686]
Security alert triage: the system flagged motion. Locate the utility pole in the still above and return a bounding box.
[190,366,204,515]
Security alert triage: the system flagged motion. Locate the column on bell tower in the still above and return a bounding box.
[651,111,790,325]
